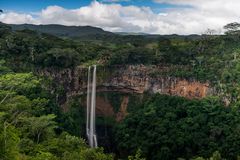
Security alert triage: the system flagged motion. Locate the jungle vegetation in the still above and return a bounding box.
[1,22,240,160]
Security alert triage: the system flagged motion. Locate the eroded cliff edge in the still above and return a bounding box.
[36,65,216,120]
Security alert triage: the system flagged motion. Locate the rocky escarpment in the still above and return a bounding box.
[99,66,213,99]
[36,65,215,120]
[37,65,214,98]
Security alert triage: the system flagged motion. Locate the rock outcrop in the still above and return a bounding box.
[99,66,212,99]
[36,65,215,120]
[37,65,214,98]
[116,96,129,122]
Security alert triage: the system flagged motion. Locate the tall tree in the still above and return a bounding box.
[224,22,240,35]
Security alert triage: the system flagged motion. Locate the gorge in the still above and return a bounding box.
[37,65,216,120]
[36,64,220,155]
[2,20,240,159]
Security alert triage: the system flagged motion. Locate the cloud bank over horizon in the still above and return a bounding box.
[0,0,239,34]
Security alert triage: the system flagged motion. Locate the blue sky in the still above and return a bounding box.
[0,0,238,34]
[1,0,92,12]
[0,0,186,13]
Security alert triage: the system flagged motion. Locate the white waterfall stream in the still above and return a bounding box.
[86,65,98,148]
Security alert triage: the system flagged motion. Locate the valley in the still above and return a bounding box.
[1,21,240,160]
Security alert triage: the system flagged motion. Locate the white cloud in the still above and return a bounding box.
[153,0,240,33]
[0,0,239,34]
[0,12,36,24]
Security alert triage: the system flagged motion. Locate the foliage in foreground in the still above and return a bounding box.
[0,66,112,160]
[2,22,240,160]
[115,94,240,160]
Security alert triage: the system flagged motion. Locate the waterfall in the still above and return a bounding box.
[86,65,98,148]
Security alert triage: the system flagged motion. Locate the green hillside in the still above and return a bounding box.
[9,23,114,38]
[1,21,240,160]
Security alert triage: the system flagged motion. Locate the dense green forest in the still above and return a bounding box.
[1,21,240,160]
[0,70,113,159]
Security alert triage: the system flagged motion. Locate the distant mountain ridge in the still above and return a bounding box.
[115,32,150,35]
[1,22,202,41]
[9,23,115,38]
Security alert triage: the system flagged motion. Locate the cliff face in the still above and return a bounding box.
[93,96,129,121]
[37,65,215,120]
[100,65,213,99]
